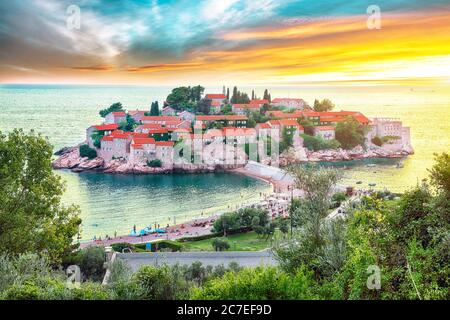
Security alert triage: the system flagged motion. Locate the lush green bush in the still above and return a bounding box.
[134,240,183,252]
[212,208,269,236]
[79,144,97,159]
[301,134,340,151]
[331,192,347,208]
[212,238,230,251]
[111,242,134,253]
[99,102,124,118]
[65,247,105,282]
[190,266,320,300]
[0,130,81,264]
[132,265,191,300]
[147,159,162,167]
[335,116,365,149]
[371,136,383,146]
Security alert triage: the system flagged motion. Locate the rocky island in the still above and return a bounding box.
[52,87,414,175]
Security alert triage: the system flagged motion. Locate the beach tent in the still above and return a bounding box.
[154,228,167,234]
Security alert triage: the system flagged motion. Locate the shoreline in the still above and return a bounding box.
[53,144,413,175]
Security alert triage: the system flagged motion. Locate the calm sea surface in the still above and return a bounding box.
[1,84,449,239]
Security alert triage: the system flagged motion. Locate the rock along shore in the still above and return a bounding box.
[52,144,414,174]
[51,146,242,174]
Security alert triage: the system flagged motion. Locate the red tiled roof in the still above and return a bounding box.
[267,120,281,126]
[267,110,303,119]
[147,128,169,134]
[250,99,269,105]
[196,115,248,121]
[133,137,156,145]
[205,94,226,99]
[101,136,114,141]
[109,130,132,139]
[94,124,119,131]
[111,112,126,116]
[131,144,143,149]
[257,123,271,129]
[279,119,300,127]
[131,132,149,139]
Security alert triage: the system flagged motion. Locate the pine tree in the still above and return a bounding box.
[150,101,159,116]
[232,86,238,104]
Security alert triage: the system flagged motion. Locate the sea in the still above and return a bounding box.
[1,84,449,239]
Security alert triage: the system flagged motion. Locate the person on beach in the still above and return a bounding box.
[133,225,136,233]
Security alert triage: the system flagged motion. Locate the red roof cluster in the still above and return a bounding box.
[94,124,119,131]
[205,94,226,100]
[249,99,269,105]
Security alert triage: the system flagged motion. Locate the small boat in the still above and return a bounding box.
[369,183,376,187]
[356,181,362,185]
[366,164,376,168]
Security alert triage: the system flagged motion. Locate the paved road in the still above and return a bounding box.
[116,251,277,271]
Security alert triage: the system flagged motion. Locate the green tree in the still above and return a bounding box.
[197,98,212,115]
[190,266,319,300]
[313,99,334,112]
[279,127,293,153]
[212,238,230,251]
[118,114,137,132]
[99,102,124,118]
[147,101,160,116]
[166,86,204,110]
[147,159,162,168]
[90,130,103,148]
[79,144,97,159]
[0,130,81,263]
[335,116,365,149]
[428,152,450,193]
[133,265,190,300]
[297,116,315,135]
[274,166,342,274]
[371,136,383,146]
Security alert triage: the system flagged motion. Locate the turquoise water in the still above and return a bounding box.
[59,171,268,240]
[1,84,449,238]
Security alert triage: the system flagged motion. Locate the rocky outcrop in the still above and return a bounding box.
[53,142,414,174]
[271,144,413,166]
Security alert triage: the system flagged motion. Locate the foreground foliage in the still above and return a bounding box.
[0,130,81,263]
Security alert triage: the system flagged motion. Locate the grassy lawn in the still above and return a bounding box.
[181,231,273,252]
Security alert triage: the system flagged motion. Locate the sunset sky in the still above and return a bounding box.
[1,0,450,85]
